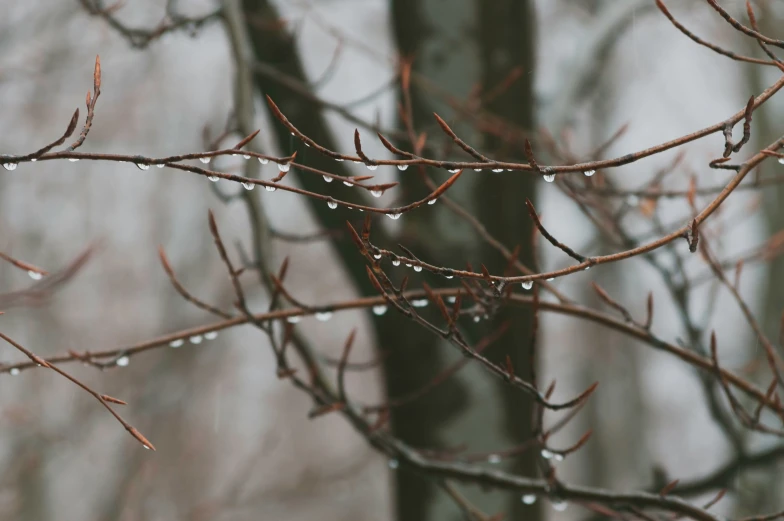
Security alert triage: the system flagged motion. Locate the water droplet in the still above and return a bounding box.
[335,158,344,162]
[388,459,399,469]
[9,368,20,376]
[552,500,568,512]
[626,195,640,206]
[242,182,255,190]
[444,274,453,279]
[265,185,277,192]
[2,163,18,171]
[492,168,503,173]
[541,449,555,460]
[547,277,555,282]
[116,356,130,367]
[522,494,536,505]
[277,163,290,173]
[446,296,456,303]
[28,271,43,281]
[327,200,338,209]
[411,298,428,308]
[315,311,333,322]
[372,305,388,316]
[397,164,409,171]
[553,453,565,462]
[208,176,219,182]
[373,253,382,260]
[371,190,383,198]
[405,263,412,268]
[448,169,459,173]
[366,164,378,171]
[31,158,36,162]
[199,157,210,164]
[543,174,555,183]
[584,265,591,271]
[204,331,218,340]
[392,259,401,267]
[258,157,269,165]
[474,168,482,172]
[190,335,203,344]
[135,163,150,170]
[584,169,596,177]
[242,154,251,160]
[473,316,481,323]
[290,132,295,136]
[353,160,361,164]
[778,158,784,165]
[522,281,533,290]
[487,454,502,464]
[169,339,184,348]
[387,213,401,220]
[286,315,302,324]
[142,444,151,450]
[427,199,437,205]
[68,158,79,162]
[156,163,165,168]
[413,266,423,273]
[323,175,333,183]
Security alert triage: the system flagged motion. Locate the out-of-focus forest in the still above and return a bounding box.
[1,1,784,520]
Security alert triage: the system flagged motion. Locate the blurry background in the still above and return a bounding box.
[0,1,783,520]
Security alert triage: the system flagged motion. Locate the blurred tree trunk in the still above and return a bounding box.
[240,2,468,521]
[391,1,539,520]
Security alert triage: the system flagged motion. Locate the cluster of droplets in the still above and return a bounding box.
[168,331,218,349]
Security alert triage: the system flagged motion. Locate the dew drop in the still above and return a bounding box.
[372,305,388,316]
[286,315,302,324]
[547,277,555,282]
[323,175,333,183]
[492,168,503,173]
[487,454,502,464]
[265,185,277,192]
[156,163,165,168]
[315,311,333,322]
[335,158,344,162]
[405,263,412,268]
[388,459,399,469]
[373,253,382,260]
[258,157,269,165]
[28,270,43,281]
[397,164,409,171]
[343,181,353,187]
[204,331,218,340]
[2,163,18,171]
[411,298,428,308]
[522,280,533,290]
[277,163,290,173]
[371,190,383,198]
[448,169,459,173]
[413,266,423,273]
[242,154,251,160]
[778,158,784,165]
[68,158,79,162]
[541,449,555,460]
[327,200,338,209]
[427,198,437,205]
[553,453,565,462]
[116,356,130,367]
[366,164,378,171]
[392,259,401,267]
[142,444,151,450]
[473,168,482,172]
[473,316,481,323]
[522,494,537,505]
[387,213,401,220]
[135,163,150,170]
[189,335,203,344]
[208,176,219,182]
[169,339,184,348]
[584,169,596,177]
[199,157,211,164]
[242,182,255,190]
[10,368,20,376]
[543,174,555,183]
[353,160,361,164]
[31,158,36,162]
[444,274,453,279]
[552,500,568,512]
[446,296,456,303]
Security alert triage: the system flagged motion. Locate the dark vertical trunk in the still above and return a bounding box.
[474,2,539,520]
[241,3,467,520]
